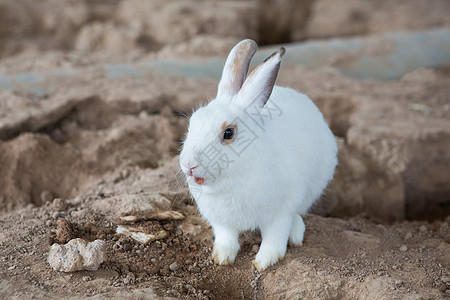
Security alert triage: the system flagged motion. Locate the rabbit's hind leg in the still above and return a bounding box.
[289,214,305,246]
[253,213,292,271]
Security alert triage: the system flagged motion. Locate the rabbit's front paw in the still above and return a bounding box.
[252,246,285,271]
[212,244,238,265]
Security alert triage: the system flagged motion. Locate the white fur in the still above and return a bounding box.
[179,40,338,271]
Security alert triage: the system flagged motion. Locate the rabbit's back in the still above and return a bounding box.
[253,86,338,213]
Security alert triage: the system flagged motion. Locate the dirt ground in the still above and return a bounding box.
[0,1,450,299]
[0,157,449,299]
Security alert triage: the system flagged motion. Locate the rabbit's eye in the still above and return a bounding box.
[219,123,237,145]
[223,127,234,140]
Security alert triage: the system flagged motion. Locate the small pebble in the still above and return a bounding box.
[169,262,179,271]
[399,245,408,252]
[121,169,130,179]
[419,225,427,233]
[123,273,135,285]
[404,232,412,241]
[52,211,66,219]
[123,243,132,252]
[52,198,67,211]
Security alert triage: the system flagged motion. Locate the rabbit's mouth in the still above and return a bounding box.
[180,164,207,185]
[185,175,206,186]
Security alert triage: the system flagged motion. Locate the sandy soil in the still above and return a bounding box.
[0,156,449,299]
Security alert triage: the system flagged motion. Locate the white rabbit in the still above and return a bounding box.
[179,39,337,271]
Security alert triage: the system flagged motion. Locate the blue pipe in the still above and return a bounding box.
[1,29,449,97]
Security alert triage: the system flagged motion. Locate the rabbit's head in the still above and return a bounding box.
[180,39,285,186]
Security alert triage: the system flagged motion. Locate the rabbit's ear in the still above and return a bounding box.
[235,47,285,110]
[217,39,258,98]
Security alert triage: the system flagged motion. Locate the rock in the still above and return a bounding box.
[169,262,179,271]
[399,245,408,252]
[52,198,67,211]
[119,215,138,223]
[47,238,106,272]
[404,232,413,241]
[149,210,185,221]
[177,223,202,237]
[119,210,184,224]
[91,193,173,218]
[55,218,76,244]
[116,225,167,244]
[123,272,136,285]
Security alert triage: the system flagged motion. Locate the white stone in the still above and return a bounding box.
[47,238,106,272]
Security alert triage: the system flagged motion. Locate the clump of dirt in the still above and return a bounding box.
[55,218,77,244]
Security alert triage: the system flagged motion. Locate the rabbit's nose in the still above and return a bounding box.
[188,165,198,176]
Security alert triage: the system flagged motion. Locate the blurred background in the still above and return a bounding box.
[1,0,449,59]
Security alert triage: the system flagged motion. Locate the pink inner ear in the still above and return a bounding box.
[235,48,284,110]
[217,40,257,98]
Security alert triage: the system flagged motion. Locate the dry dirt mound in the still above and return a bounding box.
[0,68,217,215]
